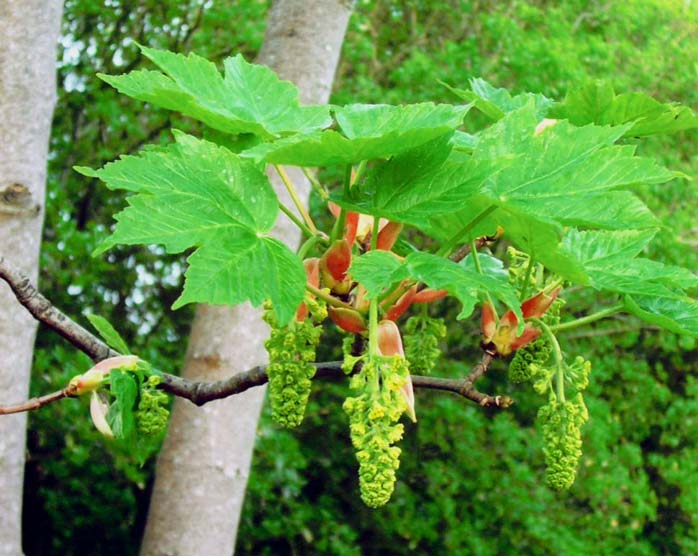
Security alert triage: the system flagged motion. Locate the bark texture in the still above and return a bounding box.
[0,2,63,555]
[139,2,351,555]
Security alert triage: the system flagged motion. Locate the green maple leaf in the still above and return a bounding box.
[350,250,522,322]
[551,80,698,137]
[76,132,305,325]
[332,134,506,223]
[562,229,698,335]
[442,78,553,120]
[420,104,676,280]
[99,45,331,139]
[242,103,469,166]
[86,314,131,354]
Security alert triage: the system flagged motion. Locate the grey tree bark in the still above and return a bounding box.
[0,2,63,555]
[139,2,352,555]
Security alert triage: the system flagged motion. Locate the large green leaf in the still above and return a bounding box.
[551,80,698,137]
[99,46,330,138]
[522,191,659,230]
[79,132,277,253]
[561,229,656,268]
[443,78,553,120]
[420,104,673,279]
[477,109,676,201]
[562,229,698,335]
[77,132,305,324]
[333,135,506,224]
[624,295,698,336]
[426,203,588,283]
[241,103,469,166]
[350,250,522,322]
[172,233,305,318]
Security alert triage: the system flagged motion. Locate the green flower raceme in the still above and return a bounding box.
[403,314,446,375]
[135,375,170,437]
[538,393,589,490]
[344,320,414,507]
[263,269,327,428]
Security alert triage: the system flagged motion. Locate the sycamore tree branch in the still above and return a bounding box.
[0,256,118,361]
[0,387,70,415]
[159,354,509,407]
[0,255,510,413]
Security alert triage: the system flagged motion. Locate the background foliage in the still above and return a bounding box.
[25,0,698,554]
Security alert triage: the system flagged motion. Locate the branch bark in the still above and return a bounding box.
[0,257,510,413]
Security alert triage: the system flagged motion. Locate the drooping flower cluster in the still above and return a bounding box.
[534,355,592,490]
[538,392,589,490]
[135,375,170,437]
[403,314,446,375]
[343,356,408,507]
[508,294,564,383]
[508,337,552,383]
[342,319,415,507]
[263,289,326,429]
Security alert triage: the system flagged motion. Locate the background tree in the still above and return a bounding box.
[139,2,352,554]
[0,2,62,555]
[20,1,698,555]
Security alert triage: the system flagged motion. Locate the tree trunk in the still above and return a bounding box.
[0,2,63,555]
[139,2,352,555]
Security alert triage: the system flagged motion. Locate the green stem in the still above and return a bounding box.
[550,303,624,333]
[297,234,323,259]
[470,239,483,273]
[436,205,497,257]
[279,203,314,237]
[353,160,368,186]
[301,167,329,200]
[306,284,352,309]
[535,318,565,403]
[274,164,318,234]
[368,217,381,358]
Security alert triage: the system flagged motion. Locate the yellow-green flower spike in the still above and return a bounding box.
[263,300,324,428]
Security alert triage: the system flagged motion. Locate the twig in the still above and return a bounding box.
[0,387,71,415]
[156,359,512,408]
[449,236,488,264]
[0,256,511,413]
[0,256,117,361]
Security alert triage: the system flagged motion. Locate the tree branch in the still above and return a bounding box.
[0,387,70,415]
[0,255,511,414]
[0,256,117,361]
[158,356,510,408]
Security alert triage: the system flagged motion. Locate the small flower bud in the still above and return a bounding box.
[376,320,405,357]
[322,239,352,282]
[328,306,367,334]
[68,355,140,396]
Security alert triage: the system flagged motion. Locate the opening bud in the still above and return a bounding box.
[413,288,448,304]
[329,306,367,334]
[68,355,140,396]
[383,285,418,322]
[376,222,403,251]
